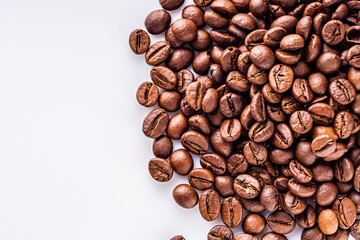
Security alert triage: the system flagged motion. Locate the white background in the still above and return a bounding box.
[0,0,356,239]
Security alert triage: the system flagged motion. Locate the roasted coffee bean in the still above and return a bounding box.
[234,233,259,240]
[327,143,348,161]
[269,64,294,93]
[304,34,321,63]
[221,197,243,228]
[202,88,219,114]
[129,29,150,54]
[190,30,212,51]
[220,118,241,142]
[227,153,249,176]
[237,51,251,75]
[170,235,185,240]
[208,225,234,240]
[199,189,221,221]
[159,0,184,10]
[296,141,317,166]
[260,185,282,212]
[249,166,271,186]
[210,30,238,48]
[210,129,234,157]
[316,52,341,75]
[248,120,275,143]
[145,9,171,35]
[146,41,172,66]
[180,98,197,117]
[274,176,289,193]
[267,211,295,235]
[249,45,275,70]
[226,71,250,92]
[221,47,241,73]
[153,135,173,158]
[219,93,243,118]
[269,148,294,165]
[270,15,298,33]
[267,104,287,123]
[271,123,294,149]
[172,19,197,42]
[301,226,324,240]
[136,81,159,107]
[182,5,205,28]
[250,92,266,122]
[289,160,313,183]
[159,91,182,112]
[292,78,314,104]
[196,76,213,89]
[200,153,226,176]
[192,51,211,76]
[337,181,354,195]
[143,108,169,139]
[332,197,356,230]
[308,72,328,95]
[243,141,267,165]
[150,65,176,90]
[333,157,354,183]
[148,157,173,182]
[181,131,209,154]
[322,20,345,46]
[296,205,316,229]
[227,24,247,39]
[173,184,198,209]
[264,27,287,49]
[231,13,256,31]
[166,25,185,49]
[262,84,283,104]
[233,174,261,199]
[268,5,285,22]
[350,191,360,214]
[215,175,235,197]
[210,64,225,86]
[185,82,206,111]
[334,111,355,140]
[284,191,307,215]
[170,149,193,175]
[244,29,267,49]
[280,34,305,51]
[326,229,350,240]
[296,16,312,42]
[288,178,316,197]
[188,114,211,136]
[308,103,334,126]
[241,105,255,130]
[166,48,194,72]
[318,209,339,235]
[188,168,214,190]
[262,232,287,240]
[243,213,266,235]
[289,111,313,134]
[350,219,360,240]
[316,182,338,206]
[247,64,268,85]
[204,10,228,29]
[176,69,194,94]
[241,198,265,213]
[330,79,356,106]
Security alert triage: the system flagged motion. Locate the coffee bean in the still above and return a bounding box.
[326,229,350,240]
[159,0,184,10]
[202,88,219,114]
[274,176,289,193]
[318,209,339,235]
[333,157,354,183]
[280,34,304,51]
[316,52,341,75]
[166,48,194,72]
[337,181,354,195]
[210,30,237,47]
[237,51,251,75]
[316,182,338,206]
[148,157,173,182]
[308,103,334,126]
[289,111,313,134]
[227,153,249,176]
[170,149,193,175]
[196,76,213,89]
[226,71,250,92]
[220,118,241,142]
[349,190,360,214]
[260,185,282,212]
[284,191,307,215]
[250,45,275,70]
[172,19,197,42]
[248,120,275,143]
[275,48,301,65]
[173,184,198,209]
[267,104,287,123]
[190,30,212,51]
[188,168,214,190]
[296,205,316,229]
[262,84,283,104]
[233,174,261,199]
[243,141,267,165]
[301,226,324,240]
[322,20,345,45]
[219,93,243,118]
[271,123,294,149]
[269,148,294,165]
[296,16,312,42]
[231,13,256,31]
[145,9,171,35]
[146,41,171,66]
[142,108,169,139]
[270,15,298,33]
[332,197,356,230]
[200,153,226,176]
[185,82,206,111]
[288,178,316,197]
[181,130,209,154]
[347,26,360,44]
[136,81,159,107]
[292,78,314,104]
[221,197,243,228]
[182,5,205,28]
[244,29,267,50]
[267,211,295,234]
[334,111,355,140]
[269,5,285,22]
[204,10,228,29]
[208,225,234,240]
[249,166,271,186]
[304,34,322,63]
[166,25,185,49]
[199,189,221,221]
[250,92,266,122]
[296,141,317,166]
[221,47,241,73]
[159,91,182,112]
[170,235,185,240]
[350,219,360,240]
[262,232,287,240]
[289,159,313,183]
[176,69,194,94]
[129,29,150,54]
[215,175,235,197]
[188,114,211,136]
[153,135,173,158]
[243,213,266,235]
[247,64,268,85]
[264,27,287,49]
[180,98,197,117]
[234,233,259,240]
[269,64,294,93]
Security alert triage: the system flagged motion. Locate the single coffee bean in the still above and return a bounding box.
[347,26,360,44]
[244,29,267,50]
[170,235,185,240]
[316,182,338,206]
[136,81,159,107]
[172,19,197,42]
[249,166,272,186]
[241,198,265,213]
[269,64,294,93]
[337,181,354,195]
[219,93,243,118]
[241,105,255,130]
[166,25,185,49]
[264,27,287,49]
[248,120,275,143]
[318,209,339,235]
[146,41,171,66]
[321,20,345,45]
[221,47,241,73]
[333,157,354,183]
[243,141,267,165]
[196,75,213,89]
[247,64,268,85]
[180,98,197,117]
[296,141,317,166]
[226,71,250,92]
[228,24,247,39]
[243,213,266,235]
[280,34,305,51]
[188,168,214,190]
[159,91,181,112]
[150,66,176,90]
[220,118,242,142]
[129,29,150,54]
[274,176,289,193]
[210,30,237,48]
[227,153,249,176]
[288,178,316,197]
[185,82,206,111]
[190,30,212,51]
[142,108,169,139]
[296,16,312,42]
[159,0,184,10]
[250,92,266,122]
[237,51,251,75]
[249,45,275,70]
[210,128,234,157]
[200,153,226,176]
[181,131,209,155]
[262,83,283,104]
[267,211,295,234]
[221,197,243,228]
[284,191,307,215]
[301,226,324,240]
[304,34,321,63]
[270,15,298,33]
[233,174,261,199]
[350,219,360,240]
[188,114,211,136]
[332,197,356,229]
[199,189,221,221]
[349,67,360,92]
[211,0,237,18]
[167,113,188,139]
[176,69,193,94]
[210,64,225,86]
[202,88,219,114]
[204,10,228,29]
[303,2,325,17]
[208,225,234,240]
[296,205,316,229]
[308,103,334,126]
[260,185,282,212]
[289,111,313,134]
[271,123,294,149]
[292,78,314,104]
[234,233,259,240]
[289,159,313,183]
[231,13,256,31]
[170,149,193,175]
[308,72,328,95]
[316,52,341,75]
[172,184,198,209]
[192,51,211,75]
[267,104,287,123]
[268,5,285,22]
[334,111,355,140]
[144,9,171,35]
[281,96,301,116]
[330,79,356,106]
[182,5,205,28]
[346,45,360,69]
[262,232,287,240]
[215,175,235,197]
[288,3,305,17]
[166,48,194,72]
[326,229,350,240]
[153,135,173,158]
[269,148,294,165]
[148,157,173,182]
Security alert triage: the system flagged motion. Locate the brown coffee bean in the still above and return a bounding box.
[318,209,339,235]
[262,84,283,104]
[333,157,354,183]
[249,166,271,186]
[176,69,194,94]
[311,134,337,158]
[296,141,317,166]
[136,81,159,107]
[316,52,341,75]
[215,175,235,197]
[316,182,338,206]
[247,64,268,85]
[267,104,287,123]
[159,91,181,112]
[210,30,237,48]
[322,20,345,46]
[221,47,241,73]
[180,98,197,117]
[202,88,219,114]
[308,103,334,126]
[274,176,289,193]
[264,27,287,49]
[244,29,267,50]
[144,9,171,35]
[332,197,356,229]
[190,30,212,51]
[248,120,275,143]
[129,29,150,54]
[275,48,301,65]
[334,111,355,140]
[221,197,243,228]
[220,119,241,142]
[172,19,197,42]
[231,13,256,31]
[188,114,211,136]
[181,130,209,155]
[159,0,184,10]
[326,229,350,240]
[271,123,294,149]
[153,135,173,159]
[249,45,275,70]
[211,128,234,156]
[172,184,198,209]
[289,159,313,183]
[289,111,313,134]
[182,5,205,28]
[170,149,193,175]
[170,235,185,240]
[142,108,169,139]
[284,191,307,215]
[250,92,266,122]
[237,51,251,75]
[269,148,294,165]
[146,41,171,66]
[148,157,173,182]
[240,198,265,213]
[226,71,250,92]
[199,189,221,221]
[150,66,176,90]
[185,82,206,111]
[243,213,266,235]
[260,185,282,212]
[234,233,259,240]
[270,15,298,33]
[301,226,324,240]
[166,25,185,49]
[208,225,234,240]
[200,153,226,176]
[267,211,296,234]
[292,78,314,104]
[219,93,243,118]
[308,73,328,95]
[346,45,360,68]
[227,153,249,176]
[350,219,360,240]
[166,48,194,72]
[296,205,316,229]
[296,16,312,42]
[233,174,261,199]
[188,168,214,190]
[330,79,356,106]
[243,141,267,165]
[262,232,287,240]
[280,34,305,51]
[349,191,360,214]
[269,64,294,93]
[304,34,322,63]
[288,178,316,198]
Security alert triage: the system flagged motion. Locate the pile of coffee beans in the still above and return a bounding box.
[129,0,360,239]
